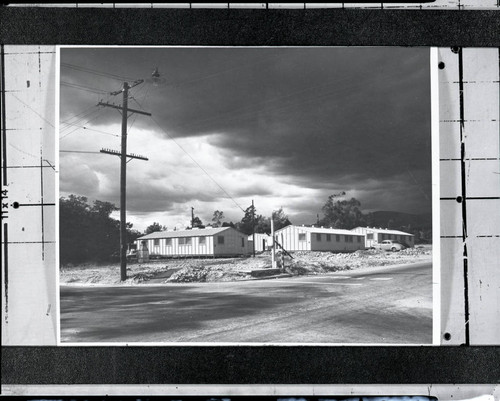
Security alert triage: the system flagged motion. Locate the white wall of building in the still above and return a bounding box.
[351,227,415,248]
[248,233,272,252]
[136,227,250,257]
[310,231,365,252]
[274,225,312,251]
[213,228,249,256]
[275,225,365,252]
[140,234,216,257]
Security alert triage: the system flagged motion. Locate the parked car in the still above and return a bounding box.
[149,253,164,260]
[378,240,406,252]
[126,249,138,260]
[110,249,137,261]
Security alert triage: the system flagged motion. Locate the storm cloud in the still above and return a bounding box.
[60,47,431,231]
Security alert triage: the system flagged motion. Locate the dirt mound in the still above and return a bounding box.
[166,264,251,283]
[60,246,432,285]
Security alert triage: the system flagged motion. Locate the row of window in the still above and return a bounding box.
[380,234,410,242]
[153,236,213,246]
[297,233,362,243]
[365,233,411,242]
[152,236,245,247]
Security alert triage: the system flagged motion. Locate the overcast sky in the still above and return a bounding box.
[59,46,431,232]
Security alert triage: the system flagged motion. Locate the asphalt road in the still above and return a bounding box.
[60,261,432,344]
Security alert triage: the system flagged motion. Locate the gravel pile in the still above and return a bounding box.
[61,246,432,284]
[166,264,251,283]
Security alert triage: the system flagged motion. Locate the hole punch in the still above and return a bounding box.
[444,332,452,341]
[12,202,20,209]
[451,46,460,54]
[456,196,463,203]
[438,62,445,69]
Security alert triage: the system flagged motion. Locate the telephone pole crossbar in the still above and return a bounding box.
[98,81,150,281]
[97,101,152,116]
[100,148,149,161]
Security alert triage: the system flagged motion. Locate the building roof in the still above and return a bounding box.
[248,233,271,240]
[137,226,233,240]
[352,226,414,236]
[275,225,364,236]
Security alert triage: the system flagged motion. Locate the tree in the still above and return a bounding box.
[126,222,142,244]
[59,195,137,265]
[186,216,205,229]
[192,216,205,229]
[145,222,167,235]
[255,215,271,234]
[320,192,366,229]
[60,195,93,264]
[272,207,292,231]
[211,210,224,227]
[237,204,281,235]
[237,204,257,235]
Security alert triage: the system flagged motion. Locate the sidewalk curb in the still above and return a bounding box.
[249,273,294,281]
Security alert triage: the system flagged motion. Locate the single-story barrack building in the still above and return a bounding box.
[135,227,250,257]
[350,226,415,248]
[273,225,365,252]
[248,233,272,252]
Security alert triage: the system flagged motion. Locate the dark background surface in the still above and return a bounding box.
[0,8,499,46]
[2,346,500,384]
[1,4,499,387]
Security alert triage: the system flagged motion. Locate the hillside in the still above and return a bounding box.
[368,211,432,229]
[366,210,432,243]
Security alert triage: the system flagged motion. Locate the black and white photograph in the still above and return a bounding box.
[58,46,433,344]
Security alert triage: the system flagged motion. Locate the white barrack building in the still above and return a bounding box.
[350,226,415,248]
[248,233,272,252]
[273,225,365,252]
[136,227,250,257]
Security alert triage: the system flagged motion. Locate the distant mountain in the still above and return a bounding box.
[366,211,432,230]
[365,211,432,243]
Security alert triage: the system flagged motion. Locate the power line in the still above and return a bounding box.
[127,84,153,133]
[60,107,106,140]
[151,52,286,92]
[60,121,119,138]
[60,81,111,95]
[60,107,101,132]
[61,62,137,82]
[148,114,245,213]
[166,67,398,135]
[61,104,97,125]
[59,108,102,135]
[60,150,103,154]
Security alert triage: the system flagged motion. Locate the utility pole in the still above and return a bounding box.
[252,199,255,257]
[191,207,195,229]
[98,80,151,281]
[271,217,276,268]
[119,82,129,281]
